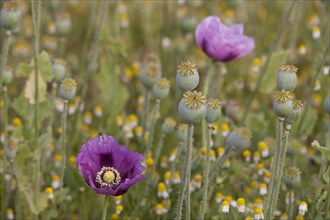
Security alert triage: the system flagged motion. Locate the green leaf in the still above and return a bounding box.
[24,71,47,104]
[38,51,53,82]
[260,49,291,93]
[16,63,33,78]
[311,140,330,161]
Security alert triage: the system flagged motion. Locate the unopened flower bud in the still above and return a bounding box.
[52,59,66,82]
[161,118,176,134]
[323,94,330,115]
[273,91,294,119]
[59,78,77,100]
[226,127,252,151]
[284,99,303,125]
[284,167,301,189]
[55,12,72,36]
[153,78,170,100]
[176,61,199,92]
[178,91,206,125]
[276,65,298,91]
[3,66,14,85]
[1,2,22,31]
[205,98,221,123]
[176,124,187,142]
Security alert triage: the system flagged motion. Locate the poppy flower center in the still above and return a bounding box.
[96,166,121,188]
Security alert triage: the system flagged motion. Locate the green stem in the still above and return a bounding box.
[168,142,183,190]
[102,196,109,220]
[199,126,212,220]
[241,0,297,124]
[142,88,150,138]
[151,134,165,174]
[288,190,294,220]
[266,124,290,220]
[31,0,41,199]
[59,100,68,215]
[208,149,233,184]
[265,119,283,217]
[0,31,12,96]
[144,99,160,157]
[176,124,194,220]
[185,125,194,220]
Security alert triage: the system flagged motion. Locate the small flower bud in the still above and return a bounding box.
[323,94,330,115]
[52,59,66,82]
[153,78,170,100]
[1,2,22,31]
[3,66,14,85]
[55,12,72,36]
[161,118,176,134]
[284,99,303,125]
[139,63,161,89]
[276,65,298,91]
[273,91,294,119]
[59,78,77,100]
[226,127,252,151]
[284,167,301,189]
[205,98,221,123]
[176,124,187,142]
[176,61,199,92]
[178,91,206,125]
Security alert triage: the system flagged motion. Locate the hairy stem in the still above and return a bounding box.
[288,190,294,220]
[185,125,194,220]
[199,125,213,220]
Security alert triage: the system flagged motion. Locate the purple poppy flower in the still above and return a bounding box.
[76,134,145,196]
[195,16,255,62]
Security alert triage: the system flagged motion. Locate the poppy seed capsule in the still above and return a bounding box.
[176,124,187,142]
[284,99,303,125]
[0,2,22,31]
[59,78,77,100]
[226,127,252,151]
[52,59,66,82]
[176,61,199,92]
[178,91,206,125]
[284,167,301,189]
[323,95,330,115]
[139,63,161,89]
[273,91,294,119]
[205,98,222,123]
[3,67,14,85]
[276,65,298,91]
[161,118,176,134]
[153,78,170,100]
[55,12,72,36]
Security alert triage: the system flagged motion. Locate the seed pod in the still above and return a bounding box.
[323,94,330,115]
[0,2,22,31]
[226,127,252,151]
[284,99,303,124]
[55,12,72,36]
[139,63,161,89]
[52,59,66,82]
[176,61,199,92]
[284,167,301,189]
[3,67,14,85]
[161,118,176,134]
[276,64,298,91]
[205,98,221,123]
[153,78,170,100]
[176,124,187,142]
[273,91,294,119]
[178,91,206,125]
[59,78,77,100]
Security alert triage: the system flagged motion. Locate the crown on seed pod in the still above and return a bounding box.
[178,91,206,125]
[176,61,200,92]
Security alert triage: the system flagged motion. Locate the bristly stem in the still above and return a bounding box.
[241,0,297,124]
[265,118,283,218]
[176,124,193,220]
[31,0,41,199]
[185,124,194,220]
[288,190,294,220]
[144,99,160,157]
[151,134,165,174]
[199,125,213,220]
[102,196,109,220]
[59,100,68,215]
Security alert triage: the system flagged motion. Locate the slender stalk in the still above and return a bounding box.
[199,125,213,220]
[102,196,109,220]
[0,31,12,96]
[185,125,194,220]
[266,124,290,220]
[144,99,160,156]
[142,88,150,138]
[241,0,297,124]
[168,142,183,190]
[151,134,165,174]
[31,0,41,199]
[288,190,294,220]
[265,119,283,217]
[208,149,233,184]
[59,100,68,215]
[176,124,194,220]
